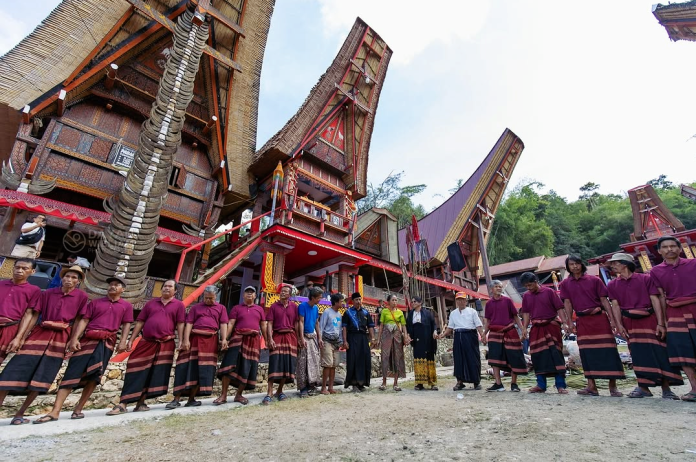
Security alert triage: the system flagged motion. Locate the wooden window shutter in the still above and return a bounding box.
[176,164,187,188]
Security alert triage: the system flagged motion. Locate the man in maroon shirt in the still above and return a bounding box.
[0,265,88,425]
[607,252,682,399]
[483,280,527,392]
[107,279,185,415]
[167,286,228,409]
[34,276,133,423]
[0,258,41,364]
[263,284,299,405]
[650,236,696,401]
[519,272,572,394]
[560,255,624,397]
[216,285,267,405]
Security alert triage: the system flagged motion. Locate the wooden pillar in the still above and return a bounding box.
[477,213,493,290]
[272,252,286,288]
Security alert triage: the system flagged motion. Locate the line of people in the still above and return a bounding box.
[0,234,695,425]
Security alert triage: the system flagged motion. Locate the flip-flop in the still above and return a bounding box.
[32,415,58,425]
[212,397,227,406]
[577,388,600,397]
[106,404,127,416]
[184,400,201,407]
[378,385,387,391]
[165,401,181,410]
[528,386,546,393]
[71,412,85,420]
[681,391,696,402]
[261,395,272,405]
[453,384,465,391]
[662,390,680,400]
[627,387,652,398]
[329,390,339,394]
[320,390,331,395]
[610,390,623,398]
[10,417,29,425]
[233,396,249,405]
[557,388,569,395]
[393,386,402,392]
[277,393,288,401]
[133,404,150,413]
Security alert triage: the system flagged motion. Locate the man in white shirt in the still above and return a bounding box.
[11,215,46,259]
[439,292,485,391]
[67,255,91,269]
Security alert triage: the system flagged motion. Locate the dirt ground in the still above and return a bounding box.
[3,373,696,462]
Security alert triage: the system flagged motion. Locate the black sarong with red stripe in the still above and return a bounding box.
[0,323,70,393]
[622,310,683,387]
[576,309,625,380]
[268,330,297,383]
[60,330,117,390]
[666,298,696,368]
[453,330,481,384]
[120,337,175,404]
[0,320,20,364]
[218,329,261,390]
[487,323,528,375]
[173,330,219,396]
[529,319,565,376]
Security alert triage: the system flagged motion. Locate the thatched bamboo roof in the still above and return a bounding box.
[251,17,392,199]
[0,0,275,200]
[653,1,696,41]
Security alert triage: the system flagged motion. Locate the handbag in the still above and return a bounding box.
[15,227,43,246]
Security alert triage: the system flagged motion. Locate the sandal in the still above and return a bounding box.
[557,388,569,395]
[528,386,546,394]
[71,412,85,420]
[393,386,402,392]
[233,396,249,405]
[165,401,181,410]
[261,395,272,405]
[329,390,339,394]
[378,385,387,391]
[430,386,439,391]
[32,415,58,424]
[610,390,623,398]
[681,391,696,402]
[627,387,652,398]
[212,397,227,406]
[276,393,288,401]
[106,404,127,416]
[299,391,309,399]
[184,400,201,407]
[10,417,29,425]
[133,404,150,413]
[577,388,600,397]
[662,390,680,400]
[320,390,331,395]
[414,384,424,391]
[453,383,465,391]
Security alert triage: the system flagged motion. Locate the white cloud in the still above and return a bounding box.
[317,0,491,65]
[0,10,29,55]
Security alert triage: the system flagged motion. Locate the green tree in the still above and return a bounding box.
[357,171,427,227]
[648,174,674,191]
[488,182,555,265]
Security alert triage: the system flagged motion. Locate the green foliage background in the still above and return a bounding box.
[488,176,696,265]
[357,172,696,266]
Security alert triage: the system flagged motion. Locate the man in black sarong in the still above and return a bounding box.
[342,293,376,392]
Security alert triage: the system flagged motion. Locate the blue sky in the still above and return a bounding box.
[2,1,696,210]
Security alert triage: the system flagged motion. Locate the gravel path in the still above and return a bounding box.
[2,367,695,461]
